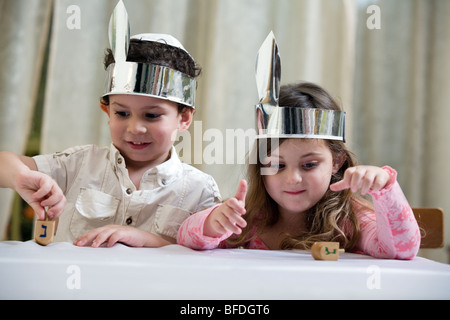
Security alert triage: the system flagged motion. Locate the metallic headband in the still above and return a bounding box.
[103,62,196,107]
[103,1,197,108]
[255,32,346,141]
[256,105,346,141]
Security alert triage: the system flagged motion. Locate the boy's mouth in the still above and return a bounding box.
[127,141,151,150]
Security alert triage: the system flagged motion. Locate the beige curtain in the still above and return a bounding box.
[353,0,450,263]
[1,0,449,263]
[0,0,53,239]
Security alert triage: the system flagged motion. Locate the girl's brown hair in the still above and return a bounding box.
[228,81,372,250]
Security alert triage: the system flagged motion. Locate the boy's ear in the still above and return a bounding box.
[178,107,194,132]
[100,103,110,116]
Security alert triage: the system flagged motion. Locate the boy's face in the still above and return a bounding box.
[103,94,193,169]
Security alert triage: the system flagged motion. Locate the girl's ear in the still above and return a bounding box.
[178,107,194,132]
[100,103,110,116]
[332,151,346,174]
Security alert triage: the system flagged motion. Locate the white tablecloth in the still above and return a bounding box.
[1,241,449,300]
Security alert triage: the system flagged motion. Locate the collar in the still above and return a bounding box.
[109,144,183,186]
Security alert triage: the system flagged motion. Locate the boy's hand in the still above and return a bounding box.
[73,225,171,248]
[15,169,66,220]
[203,180,247,238]
[330,165,391,195]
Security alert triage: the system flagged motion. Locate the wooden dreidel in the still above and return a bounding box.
[34,211,57,246]
[311,242,345,261]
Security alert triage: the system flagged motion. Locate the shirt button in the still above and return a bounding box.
[126,188,132,195]
[161,179,167,185]
[117,158,123,164]
[126,217,133,225]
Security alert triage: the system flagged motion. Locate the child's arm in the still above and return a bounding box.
[73,225,172,248]
[331,166,420,259]
[0,151,66,220]
[177,180,247,249]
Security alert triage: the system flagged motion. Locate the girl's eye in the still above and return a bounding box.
[274,163,285,170]
[262,163,285,175]
[265,162,284,170]
[303,162,319,170]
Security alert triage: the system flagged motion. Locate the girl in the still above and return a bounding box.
[177,81,421,260]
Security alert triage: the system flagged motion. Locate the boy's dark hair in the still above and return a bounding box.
[101,39,202,110]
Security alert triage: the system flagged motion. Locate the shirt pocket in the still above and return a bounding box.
[70,188,120,239]
[154,204,192,239]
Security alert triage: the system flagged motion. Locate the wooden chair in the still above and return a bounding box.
[412,208,444,248]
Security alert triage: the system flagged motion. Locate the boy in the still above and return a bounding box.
[0,1,221,247]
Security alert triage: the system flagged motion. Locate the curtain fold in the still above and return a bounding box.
[353,0,450,263]
[0,0,53,240]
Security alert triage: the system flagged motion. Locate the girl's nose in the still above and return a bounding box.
[286,168,302,184]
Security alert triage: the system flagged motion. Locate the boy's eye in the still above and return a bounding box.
[145,113,161,119]
[115,111,129,118]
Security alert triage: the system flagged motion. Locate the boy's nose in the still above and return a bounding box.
[128,118,147,134]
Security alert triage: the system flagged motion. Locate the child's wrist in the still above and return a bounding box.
[381,166,397,189]
[12,164,32,191]
[203,210,224,238]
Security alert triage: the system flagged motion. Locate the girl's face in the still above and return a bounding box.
[105,94,192,169]
[262,139,340,218]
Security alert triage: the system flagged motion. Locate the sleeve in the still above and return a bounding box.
[195,174,222,212]
[32,145,88,194]
[355,166,421,260]
[177,203,232,250]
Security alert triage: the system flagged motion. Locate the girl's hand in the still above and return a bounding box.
[15,169,66,220]
[329,165,391,195]
[203,180,247,238]
[73,225,171,248]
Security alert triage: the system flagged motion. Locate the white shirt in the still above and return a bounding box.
[33,144,221,242]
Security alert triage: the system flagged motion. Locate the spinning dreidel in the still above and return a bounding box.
[311,242,345,261]
[35,211,57,246]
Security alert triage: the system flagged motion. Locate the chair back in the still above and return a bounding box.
[412,208,444,249]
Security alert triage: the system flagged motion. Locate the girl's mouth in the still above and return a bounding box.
[284,190,306,195]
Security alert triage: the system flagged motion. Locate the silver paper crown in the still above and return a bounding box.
[103,1,197,108]
[255,32,346,141]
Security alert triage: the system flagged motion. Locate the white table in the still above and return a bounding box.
[1,241,449,300]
